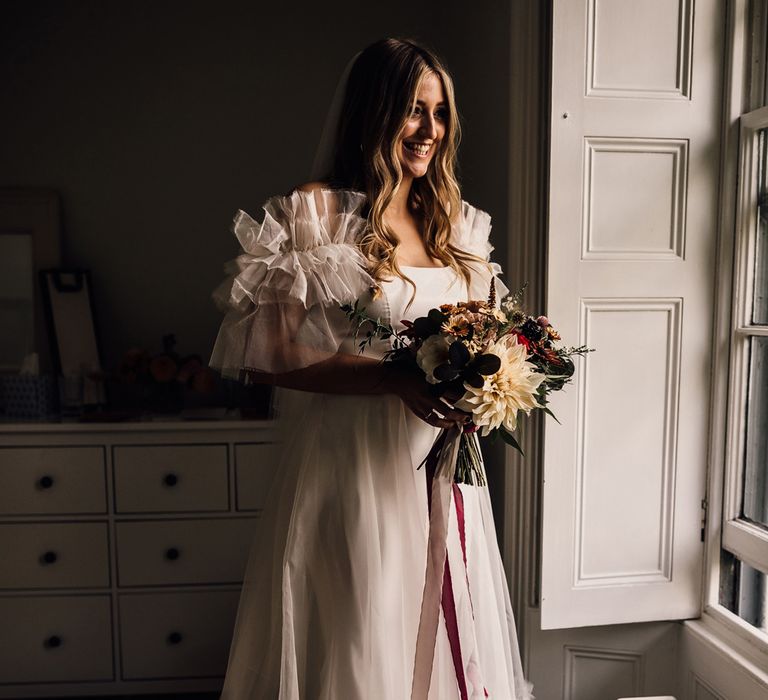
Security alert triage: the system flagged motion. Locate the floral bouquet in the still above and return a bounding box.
[343,282,591,485]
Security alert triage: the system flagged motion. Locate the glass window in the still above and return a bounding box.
[753,127,768,325]
[720,107,768,641]
[721,552,768,635]
[743,336,768,527]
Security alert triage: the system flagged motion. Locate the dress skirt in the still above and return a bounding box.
[219,387,532,699]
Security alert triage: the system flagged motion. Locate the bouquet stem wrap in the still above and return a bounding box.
[412,426,487,700]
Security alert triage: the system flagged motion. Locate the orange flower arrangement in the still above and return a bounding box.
[114,334,216,398]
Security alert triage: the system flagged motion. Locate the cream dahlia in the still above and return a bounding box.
[455,334,544,436]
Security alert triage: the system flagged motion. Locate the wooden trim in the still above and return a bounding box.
[684,614,768,693]
[723,519,768,575]
[703,0,750,612]
[504,0,551,664]
[747,0,768,111]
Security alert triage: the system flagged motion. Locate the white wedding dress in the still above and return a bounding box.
[210,188,534,700]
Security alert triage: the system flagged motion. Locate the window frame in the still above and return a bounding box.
[701,0,768,661]
[722,105,768,577]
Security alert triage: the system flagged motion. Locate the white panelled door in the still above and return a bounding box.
[541,0,725,629]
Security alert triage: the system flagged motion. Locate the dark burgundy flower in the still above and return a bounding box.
[520,318,543,342]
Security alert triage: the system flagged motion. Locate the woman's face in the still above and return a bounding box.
[397,71,447,180]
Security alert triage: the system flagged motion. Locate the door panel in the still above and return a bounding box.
[542,0,724,630]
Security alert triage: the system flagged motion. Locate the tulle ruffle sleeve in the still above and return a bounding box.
[454,200,510,304]
[209,188,375,380]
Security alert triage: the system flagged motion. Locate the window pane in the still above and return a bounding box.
[720,550,768,636]
[740,560,768,634]
[755,127,768,324]
[744,336,768,525]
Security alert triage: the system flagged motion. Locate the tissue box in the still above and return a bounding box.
[0,374,57,418]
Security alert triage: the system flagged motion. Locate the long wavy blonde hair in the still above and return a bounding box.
[322,38,483,296]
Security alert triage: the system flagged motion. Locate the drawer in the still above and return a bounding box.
[0,594,113,683]
[0,446,106,514]
[234,442,277,511]
[116,518,256,586]
[113,444,229,513]
[119,590,239,679]
[0,522,110,589]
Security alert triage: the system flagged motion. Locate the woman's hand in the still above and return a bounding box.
[389,369,471,429]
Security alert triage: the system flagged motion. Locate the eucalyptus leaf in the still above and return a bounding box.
[448,341,470,368]
[428,308,448,327]
[464,371,484,389]
[433,363,459,382]
[412,317,434,338]
[473,353,501,375]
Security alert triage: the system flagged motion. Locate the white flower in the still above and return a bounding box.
[492,308,508,323]
[416,334,450,384]
[455,334,544,436]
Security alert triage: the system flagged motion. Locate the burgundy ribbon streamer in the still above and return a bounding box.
[453,483,490,699]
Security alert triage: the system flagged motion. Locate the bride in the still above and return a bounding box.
[210,37,534,700]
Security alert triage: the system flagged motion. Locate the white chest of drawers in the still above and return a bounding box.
[0,418,276,697]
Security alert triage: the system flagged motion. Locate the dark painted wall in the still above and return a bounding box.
[0,1,511,370]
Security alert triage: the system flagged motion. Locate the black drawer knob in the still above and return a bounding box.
[167,631,183,645]
[164,547,181,561]
[40,550,58,565]
[38,475,55,489]
[44,635,62,649]
[162,472,179,487]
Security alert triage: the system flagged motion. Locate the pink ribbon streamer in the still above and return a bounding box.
[453,483,490,699]
[411,426,467,700]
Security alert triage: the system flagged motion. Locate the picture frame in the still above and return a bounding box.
[39,268,104,379]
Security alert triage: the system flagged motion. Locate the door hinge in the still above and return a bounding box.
[700,498,708,543]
